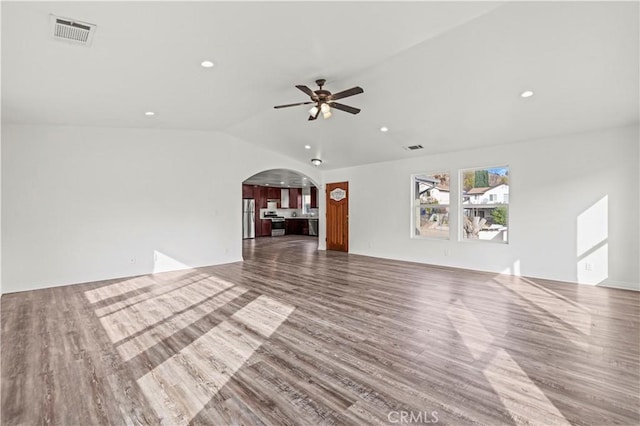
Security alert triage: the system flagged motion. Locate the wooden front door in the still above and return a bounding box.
[326,182,349,252]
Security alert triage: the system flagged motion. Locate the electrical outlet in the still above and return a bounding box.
[444,249,450,256]
[585,263,592,271]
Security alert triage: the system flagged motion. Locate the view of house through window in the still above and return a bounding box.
[413,172,450,239]
[461,166,509,242]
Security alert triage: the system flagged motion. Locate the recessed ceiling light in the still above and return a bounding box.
[520,90,534,98]
[201,60,215,68]
[380,126,389,132]
[265,183,270,186]
[304,145,311,150]
[145,111,155,116]
[311,158,322,166]
[280,181,285,185]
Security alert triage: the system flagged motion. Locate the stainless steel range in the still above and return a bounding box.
[264,212,285,236]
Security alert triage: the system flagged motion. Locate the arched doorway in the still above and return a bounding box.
[241,169,320,259]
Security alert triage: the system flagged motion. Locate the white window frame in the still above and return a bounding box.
[459,165,509,244]
[411,172,450,240]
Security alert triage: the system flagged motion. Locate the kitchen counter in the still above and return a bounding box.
[285,217,318,220]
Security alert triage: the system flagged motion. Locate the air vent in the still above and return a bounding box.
[51,15,96,46]
[404,144,424,151]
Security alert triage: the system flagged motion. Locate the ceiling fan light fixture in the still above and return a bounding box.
[311,158,322,167]
[275,79,363,121]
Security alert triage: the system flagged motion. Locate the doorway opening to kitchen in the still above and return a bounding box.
[241,169,320,260]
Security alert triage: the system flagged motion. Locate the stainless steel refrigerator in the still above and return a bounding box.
[242,199,255,239]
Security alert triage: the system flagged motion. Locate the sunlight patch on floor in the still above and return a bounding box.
[495,276,592,336]
[137,295,295,424]
[85,275,157,304]
[484,348,571,426]
[95,272,213,317]
[447,300,494,360]
[519,277,590,314]
[494,278,591,350]
[116,285,248,361]
[99,276,236,343]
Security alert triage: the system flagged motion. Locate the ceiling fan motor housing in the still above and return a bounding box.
[314,90,331,100]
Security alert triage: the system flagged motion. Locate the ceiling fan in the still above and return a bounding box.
[274,79,364,121]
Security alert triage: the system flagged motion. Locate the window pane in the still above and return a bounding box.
[461,166,509,242]
[414,172,450,239]
[418,205,449,238]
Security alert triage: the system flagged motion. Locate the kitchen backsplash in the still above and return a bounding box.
[260,208,319,219]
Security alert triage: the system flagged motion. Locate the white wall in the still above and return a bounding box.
[0,122,2,296]
[3,124,637,293]
[323,125,639,290]
[1,124,320,293]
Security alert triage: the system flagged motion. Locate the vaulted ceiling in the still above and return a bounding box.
[2,2,638,169]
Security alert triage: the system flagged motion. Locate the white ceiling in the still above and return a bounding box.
[2,2,638,170]
[243,169,317,189]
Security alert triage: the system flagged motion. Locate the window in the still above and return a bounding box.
[301,187,311,214]
[413,172,450,239]
[461,166,509,242]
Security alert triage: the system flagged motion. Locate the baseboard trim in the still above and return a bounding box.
[598,280,640,291]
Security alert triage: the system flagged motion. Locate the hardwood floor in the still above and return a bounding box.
[2,235,639,425]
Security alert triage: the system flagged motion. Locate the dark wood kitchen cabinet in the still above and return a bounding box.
[289,188,302,209]
[242,184,255,199]
[267,187,280,200]
[258,187,268,208]
[285,219,297,235]
[260,219,271,237]
[310,187,318,208]
[285,219,308,235]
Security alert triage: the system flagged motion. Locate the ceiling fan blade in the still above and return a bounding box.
[329,86,364,101]
[296,85,316,99]
[274,101,314,109]
[330,102,361,115]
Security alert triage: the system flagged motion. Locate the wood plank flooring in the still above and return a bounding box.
[1,235,639,425]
